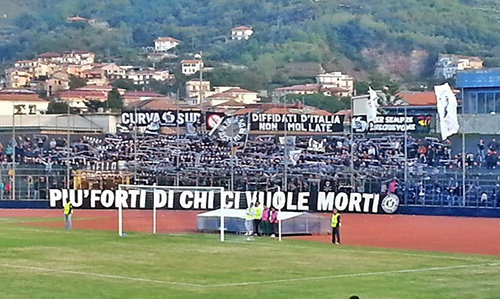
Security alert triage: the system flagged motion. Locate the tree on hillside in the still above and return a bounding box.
[107,88,123,110]
[46,100,70,114]
[85,100,107,113]
[69,76,87,90]
[112,79,136,91]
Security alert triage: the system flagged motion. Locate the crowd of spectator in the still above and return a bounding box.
[0,132,499,206]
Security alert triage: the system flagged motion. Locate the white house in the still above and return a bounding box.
[154,37,180,52]
[185,79,211,103]
[316,72,354,97]
[181,59,203,76]
[207,87,260,106]
[125,70,170,85]
[231,26,253,40]
[0,89,49,115]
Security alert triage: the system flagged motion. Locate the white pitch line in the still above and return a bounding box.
[2,226,498,263]
[0,264,204,288]
[208,262,500,288]
[1,262,499,289]
[225,239,500,263]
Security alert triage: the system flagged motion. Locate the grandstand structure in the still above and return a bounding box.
[0,83,500,217]
[0,131,499,212]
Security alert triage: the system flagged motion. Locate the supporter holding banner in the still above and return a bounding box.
[434,83,460,140]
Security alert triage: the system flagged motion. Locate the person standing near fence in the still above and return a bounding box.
[269,207,278,238]
[331,208,341,244]
[253,201,262,236]
[63,201,73,231]
[245,202,254,237]
[260,205,270,236]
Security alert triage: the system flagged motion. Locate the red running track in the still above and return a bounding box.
[1,209,500,256]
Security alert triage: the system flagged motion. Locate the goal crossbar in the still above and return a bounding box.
[117,185,226,242]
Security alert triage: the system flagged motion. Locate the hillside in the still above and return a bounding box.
[0,0,499,89]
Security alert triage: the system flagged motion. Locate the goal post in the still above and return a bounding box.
[117,185,226,241]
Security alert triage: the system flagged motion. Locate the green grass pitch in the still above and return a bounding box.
[0,218,500,298]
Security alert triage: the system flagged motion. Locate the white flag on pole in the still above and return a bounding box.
[434,83,460,140]
[367,87,379,123]
[287,149,302,166]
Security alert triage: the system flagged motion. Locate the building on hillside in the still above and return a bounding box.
[67,16,88,23]
[0,89,48,115]
[185,79,211,103]
[321,86,351,98]
[82,68,108,86]
[88,19,109,29]
[37,52,63,64]
[272,84,319,99]
[101,63,126,79]
[231,26,253,40]
[37,51,95,65]
[43,71,70,96]
[55,90,108,110]
[32,62,62,79]
[316,72,354,97]
[181,59,203,76]
[154,37,180,52]
[14,60,37,70]
[457,68,500,114]
[124,70,170,85]
[212,99,246,109]
[6,68,33,88]
[122,91,164,105]
[383,91,438,116]
[64,64,93,78]
[272,83,350,99]
[435,54,483,79]
[61,51,95,65]
[76,85,125,95]
[206,87,260,105]
[127,97,183,111]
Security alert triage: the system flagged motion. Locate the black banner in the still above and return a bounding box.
[49,189,399,214]
[210,116,249,143]
[250,114,344,133]
[205,112,225,130]
[121,110,202,127]
[352,115,432,134]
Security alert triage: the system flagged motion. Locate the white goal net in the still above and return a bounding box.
[117,185,226,241]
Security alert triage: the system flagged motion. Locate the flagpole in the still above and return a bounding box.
[461,88,466,207]
[283,96,288,192]
[176,88,180,186]
[404,105,408,205]
[11,102,15,200]
[230,113,234,191]
[134,101,137,183]
[350,96,354,190]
